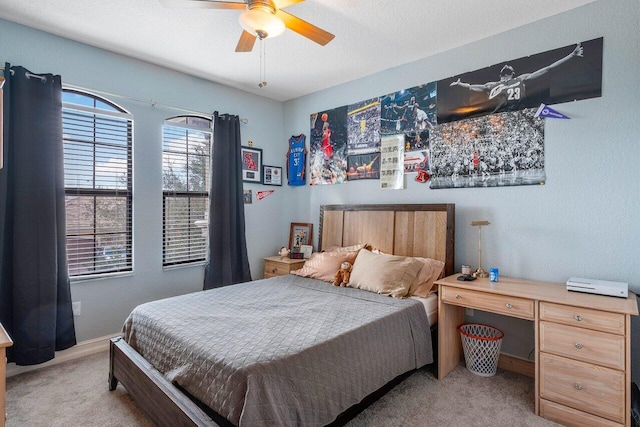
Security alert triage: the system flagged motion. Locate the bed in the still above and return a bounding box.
[109,203,455,426]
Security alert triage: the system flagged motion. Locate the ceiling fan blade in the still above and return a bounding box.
[235,30,257,52]
[275,10,335,46]
[158,0,246,10]
[273,0,304,9]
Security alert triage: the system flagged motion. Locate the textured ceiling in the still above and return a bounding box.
[0,0,597,102]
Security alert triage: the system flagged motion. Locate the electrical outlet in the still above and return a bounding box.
[72,301,81,316]
[465,308,474,316]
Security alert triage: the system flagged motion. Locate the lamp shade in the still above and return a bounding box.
[239,9,285,38]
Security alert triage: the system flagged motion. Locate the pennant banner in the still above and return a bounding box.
[256,190,275,201]
[535,104,571,119]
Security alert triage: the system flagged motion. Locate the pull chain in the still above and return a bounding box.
[258,37,267,88]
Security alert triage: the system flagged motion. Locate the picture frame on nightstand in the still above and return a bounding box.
[289,222,313,253]
[299,244,313,259]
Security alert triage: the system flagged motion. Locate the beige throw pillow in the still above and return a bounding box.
[291,250,359,282]
[324,243,369,252]
[408,257,445,297]
[348,249,423,298]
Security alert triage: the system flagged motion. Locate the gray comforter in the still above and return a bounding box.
[122,274,432,426]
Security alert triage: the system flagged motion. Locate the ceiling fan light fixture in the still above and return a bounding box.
[239,9,285,39]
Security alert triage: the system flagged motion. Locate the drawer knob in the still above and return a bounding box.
[575,343,583,350]
[272,268,278,273]
[505,303,512,309]
[574,383,583,391]
[574,315,582,321]
[455,294,461,300]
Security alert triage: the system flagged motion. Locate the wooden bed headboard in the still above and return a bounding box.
[319,204,455,277]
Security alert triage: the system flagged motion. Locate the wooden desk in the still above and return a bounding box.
[437,274,638,427]
[0,323,13,427]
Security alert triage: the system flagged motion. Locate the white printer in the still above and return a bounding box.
[566,277,628,298]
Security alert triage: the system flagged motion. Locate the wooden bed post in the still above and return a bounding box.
[109,338,218,427]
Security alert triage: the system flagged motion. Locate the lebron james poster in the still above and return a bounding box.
[380,83,437,135]
[437,38,603,124]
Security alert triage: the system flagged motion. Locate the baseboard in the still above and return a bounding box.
[498,353,535,378]
[6,333,120,378]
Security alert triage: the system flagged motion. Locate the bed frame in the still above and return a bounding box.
[109,203,455,426]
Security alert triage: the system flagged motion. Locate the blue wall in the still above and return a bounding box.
[283,0,640,363]
[0,18,295,342]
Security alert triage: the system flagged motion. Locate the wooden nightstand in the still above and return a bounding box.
[263,256,306,278]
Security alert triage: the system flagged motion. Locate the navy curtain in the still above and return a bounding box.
[0,64,76,365]
[203,112,251,289]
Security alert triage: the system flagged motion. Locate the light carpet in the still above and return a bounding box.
[6,351,559,426]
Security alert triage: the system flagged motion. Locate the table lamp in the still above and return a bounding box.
[471,220,490,278]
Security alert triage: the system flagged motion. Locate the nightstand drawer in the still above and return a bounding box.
[540,302,625,335]
[441,286,534,320]
[540,399,623,427]
[263,257,306,278]
[540,321,624,370]
[540,353,624,424]
[264,260,286,277]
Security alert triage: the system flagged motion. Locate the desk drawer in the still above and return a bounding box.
[540,321,624,370]
[441,286,534,320]
[540,399,623,427]
[540,302,625,335]
[540,353,624,424]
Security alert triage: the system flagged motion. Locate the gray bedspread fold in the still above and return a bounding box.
[123,275,432,426]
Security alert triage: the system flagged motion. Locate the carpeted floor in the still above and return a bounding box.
[6,350,560,426]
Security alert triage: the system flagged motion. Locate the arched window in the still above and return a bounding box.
[62,89,133,277]
[162,115,211,266]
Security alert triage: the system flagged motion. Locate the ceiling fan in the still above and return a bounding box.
[160,0,335,52]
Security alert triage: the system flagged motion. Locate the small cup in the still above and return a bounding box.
[461,265,472,275]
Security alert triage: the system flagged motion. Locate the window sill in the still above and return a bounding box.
[70,271,134,284]
[162,261,207,271]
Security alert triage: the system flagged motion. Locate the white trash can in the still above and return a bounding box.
[458,323,504,377]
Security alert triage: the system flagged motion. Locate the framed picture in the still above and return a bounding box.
[299,244,313,259]
[289,222,313,252]
[262,165,282,186]
[241,146,262,183]
[243,189,252,204]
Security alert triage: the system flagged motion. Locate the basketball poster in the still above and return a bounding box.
[347,153,381,181]
[347,98,381,155]
[309,106,348,185]
[437,38,603,124]
[380,83,437,136]
[429,108,545,189]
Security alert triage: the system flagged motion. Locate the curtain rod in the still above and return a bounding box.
[0,65,248,124]
[0,67,46,82]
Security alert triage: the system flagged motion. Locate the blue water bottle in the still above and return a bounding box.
[490,268,499,282]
